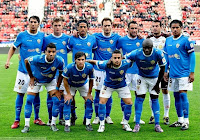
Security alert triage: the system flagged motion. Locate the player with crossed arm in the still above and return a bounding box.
[62,52,94,132]
[88,50,133,133]
[68,19,97,125]
[5,16,45,129]
[147,20,171,125]
[21,43,64,133]
[92,18,121,125]
[43,17,70,126]
[125,39,166,133]
[117,21,145,125]
[164,20,195,130]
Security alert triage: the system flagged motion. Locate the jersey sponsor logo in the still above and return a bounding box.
[100,40,105,42]
[99,47,107,51]
[51,66,56,71]
[140,67,155,70]
[71,80,85,84]
[126,43,132,45]
[136,42,140,47]
[82,73,86,78]
[37,39,41,44]
[176,43,180,48]
[87,42,91,47]
[169,54,180,59]
[27,40,32,42]
[119,70,124,75]
[62,41,66,46]
[109,71,115,74]
[41,67,47,69]
[109,39,113,44]
[110,77,123,81]
[76,44,82,46]
[41,73,54,78]
[150,60,155,65]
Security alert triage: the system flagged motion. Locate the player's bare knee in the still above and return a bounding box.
[150,94,158,99]
[162,89,168,94]
[136,94,146,99]
[179,90,187,93]
[17,93,24,96]
[99,98,108,104]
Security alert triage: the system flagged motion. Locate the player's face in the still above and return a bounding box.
[29,18,39,32]
[112,53,122,67]
[53,21,63,35]
[171,23,182,37]
[77,23,88,37]
[102,20,112,36]
[143,45,153,55]
[45,47,56,62]
[152,22,161,36]
[128,23,138,38]
[75,55,86,69]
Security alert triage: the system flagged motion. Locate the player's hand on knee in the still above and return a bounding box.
[152,84,160,94]
[55,90,61,100]
[86,94,93,102]
[163,72,168,82]
[5,61,10,69]
[29,77,36,89]
[189,72,194,83]
[64,94,73,104]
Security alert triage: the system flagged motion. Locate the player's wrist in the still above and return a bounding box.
[56,87,59,90]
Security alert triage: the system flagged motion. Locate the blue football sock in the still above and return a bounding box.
[174,92,183,117]
[98,103,106,121]
[94,90,100,117]
[15,94,24,121]
[135,97,144,125]
[64,100,72,120]
[59,96,64,120]
[85,99,93,119]
[121,98,126,113]
[25,94,35,118]
[47,93,53,120]
[33,94,40,120]
[106,96,112,117]
[124,104,132,121]
[52,96,60,118]
[180,92,189,118]
[151,98,160,125]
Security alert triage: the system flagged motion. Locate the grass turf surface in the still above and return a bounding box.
[0,53,199,140]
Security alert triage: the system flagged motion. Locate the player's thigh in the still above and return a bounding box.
[135,75,148,95]
[27,82,42,93]
[147,77,159,95]
[63,85,76,96]
[45,79,57,92]
[100,85,113,99]
[14,71,30,94]
[117,86,132,99]
[178,77,193,91]
[93,70,105,90]
[55,75,65,90]
[77,82,89,97]
[168,78,179,92]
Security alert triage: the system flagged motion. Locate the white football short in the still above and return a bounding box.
[136,75,158,95]
[14,71,43,93]
[55,75,65,90]
[125,73,138,91]
[100,85,131,99]
[64,82,89,97]
[27,79,56,93]
[168,77,193,92]
[93,69,106,90]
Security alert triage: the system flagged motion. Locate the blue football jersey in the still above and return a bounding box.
[125,48,166,78]
[27,54,64,83]
[68,35,97,61]
[97,59,132,89]
[43,33,69,76]
[117,35,144,74]
[164,35,194,78]
[62,62,94,87]
[14,30,44,74]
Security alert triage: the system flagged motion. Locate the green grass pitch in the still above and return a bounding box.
[0,53,199,140]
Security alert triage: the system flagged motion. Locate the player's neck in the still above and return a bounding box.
[75,64,85,71]
[28,30,38,35]
[79,34,87,40]
[102,32,112,38]
[45,55,55,64]
[173,34,182,39]
[113,62,122,69]
[128,34,137,40]
[52,33,62,38]
[153,32,161,38]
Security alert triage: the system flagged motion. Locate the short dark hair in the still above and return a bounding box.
[52,17,64,25]
[153,20,162,27]
[75,52,86,60]
[112,50,122,56]
[46,43,56,51]
[101,17,112,26]
[29,15,40,23]
[77,20,89,28]
[170,20,183,27]
[128,21,137,28]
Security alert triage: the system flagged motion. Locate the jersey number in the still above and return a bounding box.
[18,79,25,85]
[96,76,101,82]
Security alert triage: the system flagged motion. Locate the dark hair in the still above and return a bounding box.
[101,17,112,26]
[29,15,40,23]
[75,52,86,60]
[77,20,89,28]
[153,20,162,27]
[52,17,64,25]
[46,43,56,51]
[170,20,183,27]
[128,21,137,28]
[112,50,122,55]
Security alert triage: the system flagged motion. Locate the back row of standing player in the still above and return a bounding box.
[5,16,195,132]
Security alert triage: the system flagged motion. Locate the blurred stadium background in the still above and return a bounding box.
[0,0,200,48]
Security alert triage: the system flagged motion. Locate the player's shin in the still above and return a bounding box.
[106,96,112,117]
[15,94,24,121]
[94,90,100,117]
[180,92,189,123]
[51,96,60,125]
[47,93,53,120]
[124,104,132,124]
[25,94,35,126]
[163,93,170,117]
[135,97,144,124]
[59,96,64,120]
[174,92,184,123]
[152,98,160,125]
[98,103,106,125]
[33,94,40,120]
[64,100,72,126]
[85,99,93,125]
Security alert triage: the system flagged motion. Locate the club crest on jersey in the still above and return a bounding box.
[119,70,124,75]
[82,73,86,78]
[51,66,56,71]
[136,42,140,47]
[109,39,113,44]
[159,45,163,49]
[107,48,111,52]
[37,39,41,44]
[87,42,91,47]
[176,43,180,48]
[150,60,155,65]
[36,48,40,53]
[190,43,194,48]
[85,53,88,57]
[162,58,166,63]
[62,41,66,46]
[48,74,53,78]
[63,68,68,73]
[60,49,65,54]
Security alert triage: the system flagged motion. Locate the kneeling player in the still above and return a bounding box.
[21,43,64,133]
[125,39,166,133]
[62,52,94,132]
[88,50,133,133]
